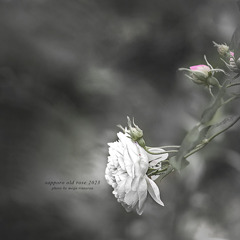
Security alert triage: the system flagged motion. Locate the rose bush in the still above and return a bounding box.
[105,132,167,215]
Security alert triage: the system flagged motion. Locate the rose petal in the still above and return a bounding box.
[138,147,150,174]
[124,177,132,193]
[136,201,146,215]
[123,148,134,177]
[118,158,126,171]
[124,191,138,207]
[147,148,168,164]
[146,177,164,206]
[137,178,148,210]
[131,176,140,191]
[121,202,133,213]
[117,179,127,197]
[117,132,127,146]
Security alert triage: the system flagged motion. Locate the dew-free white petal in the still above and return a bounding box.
[146,177,164,206]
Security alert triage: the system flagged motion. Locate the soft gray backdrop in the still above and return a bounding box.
[1,0,240,239]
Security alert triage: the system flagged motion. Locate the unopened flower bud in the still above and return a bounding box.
[179,65,212,86]
[179,60,224,91]
[189,65,211,83]
[213,41,230,57]
[118,117,146,148]
[127,116,145,142]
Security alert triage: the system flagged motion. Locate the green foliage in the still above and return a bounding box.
[169,80,240,171]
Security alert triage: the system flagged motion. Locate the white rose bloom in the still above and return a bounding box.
[105,132,168,215]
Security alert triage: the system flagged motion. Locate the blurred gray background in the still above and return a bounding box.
[1,0,240,239]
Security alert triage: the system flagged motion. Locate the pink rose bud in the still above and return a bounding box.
[179,57,222,88]
[189,65,211,82]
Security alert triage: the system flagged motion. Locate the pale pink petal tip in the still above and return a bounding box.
[190,65,209,71]
[230,51,234,57]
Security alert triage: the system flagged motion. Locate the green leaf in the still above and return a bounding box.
[170,124,210,171]
[169,156,189,172]
[206,115,240,139]
[201,86,226,124]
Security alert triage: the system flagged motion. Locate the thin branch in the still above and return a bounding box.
[226,82,240,88]
[207,116,240,142]
[184,116,240,159]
